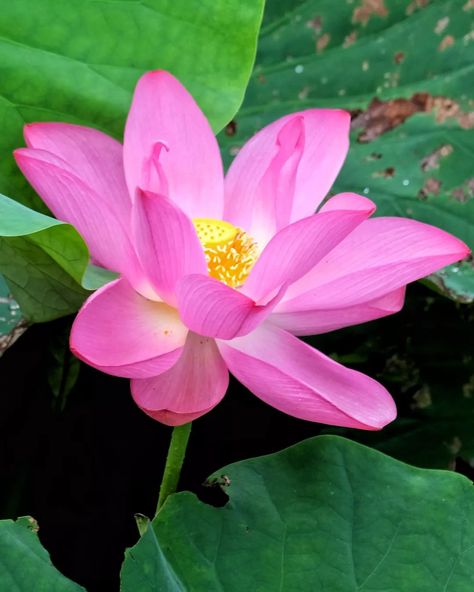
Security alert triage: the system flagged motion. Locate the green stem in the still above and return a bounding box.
[156,422,192,514]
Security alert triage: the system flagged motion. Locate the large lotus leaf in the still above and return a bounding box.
[121,435,474,591]
[0,517,85,591]
[219,0,474,301]
[0,0,264,210]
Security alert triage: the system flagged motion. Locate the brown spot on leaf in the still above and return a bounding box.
[257,73,267,84]
[464,0,474,10]
[450,178,474,203]
[351,93,430,142]
[317,33,330,53]
[365,152,383,161]
[204,474,231,488]
[434,16,449,34]
[352,93,474,142]
[418,177,442,199]
[306,16,322,32]
[394,51,405,64]
[373,166,395,178]
[432,97,474,128]
[353,0,388,25]
[406,0,430,16]
[225,121,237,136]
[343,31,358,47]
[452,187,468,202]
[27,517,40,534]
[420,144,453,171]
[438,35,455,51]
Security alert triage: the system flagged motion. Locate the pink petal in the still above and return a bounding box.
[225,116,305,245]
[271,288,406,335]
[123,70,224,219]
[132,332,229,426]
[224,109,350,242]
[319,192,377,214]
[282,217,470,310]
[243,197,375,302]
[218,323,396,430]
[132,189,207,306]
[70,279,187,378]
[24,123,131,218]
[176,274,285,340]
[14,148,147,290]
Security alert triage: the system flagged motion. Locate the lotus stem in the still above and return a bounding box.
[156,422,192,514]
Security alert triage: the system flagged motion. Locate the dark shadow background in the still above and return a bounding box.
[0,283,472,591]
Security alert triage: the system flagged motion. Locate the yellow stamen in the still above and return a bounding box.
[193,218,258,288]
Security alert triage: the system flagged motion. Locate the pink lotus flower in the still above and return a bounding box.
[15,71,469,429]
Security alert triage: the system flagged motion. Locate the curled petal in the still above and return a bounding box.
[218,323,396,430]
[224,109,350,242]
[124,70,224,218]
[70,279,187,378]
[132,332,229,426]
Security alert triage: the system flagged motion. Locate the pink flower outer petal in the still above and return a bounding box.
[281,217,470,310]
[218,322,397,430]
[132,189,207,306]
[23,123,131,219]
[176,274,286,340]
[123,70,224,219]
[270,287,406,336]
[132,332,229,426]
[70,279,187,378]
[14,148,151,295]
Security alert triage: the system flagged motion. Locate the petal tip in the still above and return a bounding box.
[366,394,398,431]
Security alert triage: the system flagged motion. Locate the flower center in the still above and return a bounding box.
[193,218,258,288]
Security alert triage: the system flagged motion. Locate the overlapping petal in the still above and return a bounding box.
[176,274,285,340]
[123,70,224,219]
[70,279,187,378]
[132,189,207,305]
[243,194,375,302]
[281,217,470,311]
[218,323,396,430]
[270,288,406,335]
[224,109,350,244]
[132,332,229,426]
[13,148,147,290]
[24,122,131,219]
